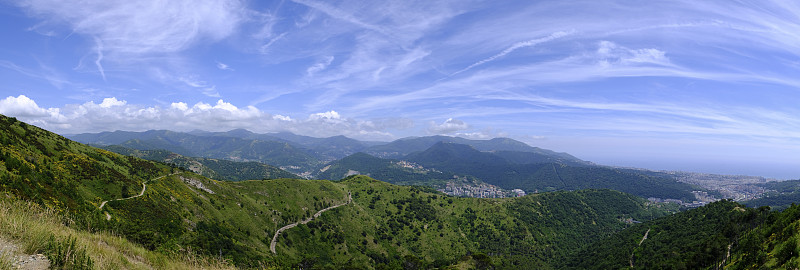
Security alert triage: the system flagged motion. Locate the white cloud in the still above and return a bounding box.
[93,37,106,80]
[428,118,470,134]
[306,56,335,76]
[308,110,341,121]
[273,114,293,121]
[0,95,59,118]
[170,102,188,111]
[99,97,126,108]
[456,132,490,140]
[596,41,669,66]
[216,62,233,71]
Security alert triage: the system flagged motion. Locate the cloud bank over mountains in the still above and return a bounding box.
[0,95,413,140]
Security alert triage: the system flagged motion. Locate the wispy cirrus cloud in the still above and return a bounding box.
[177,76,221,98]
[0,60,73,89]
[290,0,387,36]
[216,62,233,71]
[15,0,246,81]
[306,56,335,76]
[450,30,574,77]
[18,0,244,56]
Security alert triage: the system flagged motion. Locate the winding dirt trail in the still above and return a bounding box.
[270,192,351,254]
[99,173,176,220]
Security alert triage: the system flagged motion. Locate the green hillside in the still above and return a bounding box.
[569,199,800,269]
[315,152,456,186]
[99,145,299,181]
[0,115,170,218]
[70,130,321,173]
[272,176,673,268]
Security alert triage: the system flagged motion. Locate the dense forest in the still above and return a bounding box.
[569,199,800,269]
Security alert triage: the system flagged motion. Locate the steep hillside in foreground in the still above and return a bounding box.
[0,194,233,269]
[568,199,800,270]
[567,200,763,269]
[0,115,170,218]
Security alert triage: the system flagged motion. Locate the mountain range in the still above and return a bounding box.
[68,129,586,171]
[70,128,699,201]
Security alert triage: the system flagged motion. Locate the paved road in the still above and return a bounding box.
[270,192,351,254]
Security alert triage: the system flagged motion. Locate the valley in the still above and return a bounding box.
[3,114,800,269]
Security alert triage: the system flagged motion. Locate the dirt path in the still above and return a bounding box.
[270,192,351,254]
[1,237,50,270]
[99,173,176,220]
[630,228,651,268]
[639,228,650,245]
[718,243,732,269]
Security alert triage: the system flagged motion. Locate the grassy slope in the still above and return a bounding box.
[0,194,233,270]
[0,115,169,219]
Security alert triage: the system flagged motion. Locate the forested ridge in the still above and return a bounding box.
[98,145,299,181]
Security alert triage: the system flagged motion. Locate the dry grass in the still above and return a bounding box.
[0,251,13,269]
[0,194,236,270]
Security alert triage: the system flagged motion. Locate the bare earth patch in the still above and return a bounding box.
[0,237,50,270]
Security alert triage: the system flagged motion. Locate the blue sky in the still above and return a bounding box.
[1,0,799,179]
